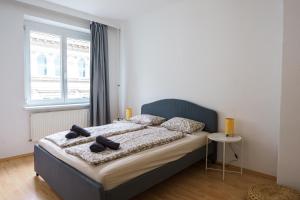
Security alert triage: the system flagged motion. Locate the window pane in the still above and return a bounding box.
[30,31,62,101]
[67,38,90,100]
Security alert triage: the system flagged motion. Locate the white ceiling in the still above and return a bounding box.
[42,0,180,20]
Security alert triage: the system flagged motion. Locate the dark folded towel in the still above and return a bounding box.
[71,125,91,137]
[96,135,120,150]
[90,142,106,153]
[65,131,80,139]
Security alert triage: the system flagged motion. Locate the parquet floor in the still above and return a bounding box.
[0,155,275,200]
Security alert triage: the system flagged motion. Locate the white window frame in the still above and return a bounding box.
[24,20,91,106]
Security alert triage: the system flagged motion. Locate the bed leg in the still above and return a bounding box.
[36,173,39,177]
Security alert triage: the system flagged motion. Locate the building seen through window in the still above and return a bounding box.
[37,54,47,76]
[28,30,90,104]
[78,58,86,78]
[54,56,61,77]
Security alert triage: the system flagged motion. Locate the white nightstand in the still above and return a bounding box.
[205,132,243,180]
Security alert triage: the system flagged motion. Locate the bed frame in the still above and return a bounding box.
[34,99,218,200]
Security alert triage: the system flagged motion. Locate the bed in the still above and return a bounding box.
[34,99,218,200]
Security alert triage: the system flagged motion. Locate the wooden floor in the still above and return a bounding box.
[0,155,275,200]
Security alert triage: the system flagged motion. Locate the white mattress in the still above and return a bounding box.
[38,130,208,190]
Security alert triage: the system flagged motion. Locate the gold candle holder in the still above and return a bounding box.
[225,118,234,137]
[125,108,132,120]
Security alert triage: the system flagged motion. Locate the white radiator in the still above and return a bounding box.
[30,109,89,141]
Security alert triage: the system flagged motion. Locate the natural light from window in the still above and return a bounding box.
[30,31,62,101]
[67,38,90,100]
[25,21,91,106]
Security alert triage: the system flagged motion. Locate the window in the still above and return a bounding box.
[67,38,90,100]
[25,20,91,106]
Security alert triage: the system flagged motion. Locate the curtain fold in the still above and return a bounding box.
[89,22,110,126]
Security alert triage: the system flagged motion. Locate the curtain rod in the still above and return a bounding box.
[16,0,121,29]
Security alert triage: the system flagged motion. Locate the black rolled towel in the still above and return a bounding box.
[90,143,106,153]
[71,125,91,137]
[65,131,80,139]
[96,136,120,150]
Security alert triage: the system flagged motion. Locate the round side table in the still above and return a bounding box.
[205,132,243,180]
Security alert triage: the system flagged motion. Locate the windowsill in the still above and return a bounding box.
[24,103,89,112]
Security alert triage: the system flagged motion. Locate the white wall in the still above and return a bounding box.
[121,0,283,176]
[0,0,120,159]
[277,0,300,190]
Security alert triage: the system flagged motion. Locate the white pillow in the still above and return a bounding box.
[130,114,166,125]
[161,117,205,133]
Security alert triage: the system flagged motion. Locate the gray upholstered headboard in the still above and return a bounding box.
[141,99,218,133]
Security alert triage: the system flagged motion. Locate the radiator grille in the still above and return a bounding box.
[30,109,89,141]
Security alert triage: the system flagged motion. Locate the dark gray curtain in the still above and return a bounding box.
[89,22,110,126]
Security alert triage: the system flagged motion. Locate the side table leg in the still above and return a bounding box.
[223,142,225,181]
[241,139,243,176]
[206,136,208,170]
